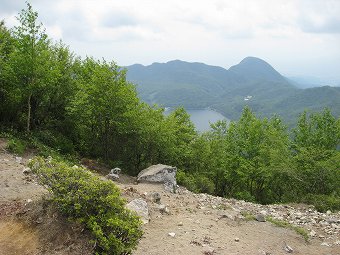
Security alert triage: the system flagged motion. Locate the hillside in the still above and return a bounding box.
[0,139,339,255]
[126,57,340,123]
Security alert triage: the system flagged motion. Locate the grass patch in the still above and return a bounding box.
[267,217,309,241]
[241,211,256,221]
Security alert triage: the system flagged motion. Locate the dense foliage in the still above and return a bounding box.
[29,157,143,255]
[1,2,339,218]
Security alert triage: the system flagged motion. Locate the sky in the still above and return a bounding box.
[1,0,340,84]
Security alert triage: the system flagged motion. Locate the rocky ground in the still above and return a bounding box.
[0,137,339,255]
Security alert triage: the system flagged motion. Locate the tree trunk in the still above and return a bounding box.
[27,92,32,133]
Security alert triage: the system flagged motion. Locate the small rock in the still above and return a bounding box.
[150,192,161,204]
[320,242,330,247]
[234,237,240,242]
[72,165,79,169]
[27,199,32,203]
[326,210,332,215]
[159,204,170,214]
[110,167,121,175]
[260,210,267,216]
[22,167,31,175]
[255,214,266,222]
[178,222,183,226]
[168,232,176,237]
[106,173,119,181]
[283,242,293,253]
[319,235,325,239]
[15,157,22,164]
[334,240,340,245]
[309,230,316,237]
[202,245,215,254]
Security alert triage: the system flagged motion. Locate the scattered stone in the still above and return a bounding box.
[309,230,316,237]
[283,242,293,253]
[150,192,161,204]
[202,245,215,254]
[168,232,176,237]
[320,242,330,247]
[126,199,149,224]
[106,167,121,181]
[234,237,240,242]
[22,167,31,174]
[26,199,32,203]
[334,240,340,245]
[190,240,202,246]
[255,214,266,222]
[178,222,183,226]
[15,157,22,164]
[158,204,170,214]
[72,165,79,169]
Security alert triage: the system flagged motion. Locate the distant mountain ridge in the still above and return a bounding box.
[126,57,340,125]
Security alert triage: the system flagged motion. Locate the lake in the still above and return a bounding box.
[164,108,229,132]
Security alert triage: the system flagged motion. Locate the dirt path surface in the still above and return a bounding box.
[0,137,339,254]
[114,182,340,255]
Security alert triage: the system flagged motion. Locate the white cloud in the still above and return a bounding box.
[1,0,340,80]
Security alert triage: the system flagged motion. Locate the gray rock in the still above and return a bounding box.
[106,167,122,181]
[126,199,150,224]
[159,204,170,214]
[15,157,22,164]
[106,173,119,181]
[283,242,293,253]
[137,164,177,192]
[22,167,31,175]
[110,167,121,175]
[255,214,266,222]
[168,232,176,237]
[309,230,316,237]
[150,192,161,204]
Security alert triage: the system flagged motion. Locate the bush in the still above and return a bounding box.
[34,130,75,154]
[177,170,214,194]
[301,194,340,212]
[29,157,143,255]
[6,138,26,155]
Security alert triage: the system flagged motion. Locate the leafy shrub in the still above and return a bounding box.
[301,194,340,212]
[234,191,256,203]
[177,170,214,194]
[34,130,75,154]
[6,138,26,154]
[29,157,143,255]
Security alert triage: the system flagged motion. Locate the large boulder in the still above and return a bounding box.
[126,199,150,224]
[137,164,177,192]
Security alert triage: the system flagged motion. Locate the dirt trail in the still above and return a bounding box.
[115,182,340,255]
[0,137,339,254]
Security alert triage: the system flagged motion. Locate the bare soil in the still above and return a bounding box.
[0,138,339,255]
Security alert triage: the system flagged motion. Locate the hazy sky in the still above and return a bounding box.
[1,0,340,83]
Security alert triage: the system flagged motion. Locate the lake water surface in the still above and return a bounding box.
[165,108,229,132]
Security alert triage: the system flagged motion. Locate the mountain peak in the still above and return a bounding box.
[229,56,286,82]
[240,56,269,65]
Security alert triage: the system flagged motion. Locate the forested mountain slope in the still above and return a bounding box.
[126,57,340,123]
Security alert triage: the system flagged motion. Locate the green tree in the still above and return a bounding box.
[10,2,51,132]
[0,20,17,125]
[292,109,340,196]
